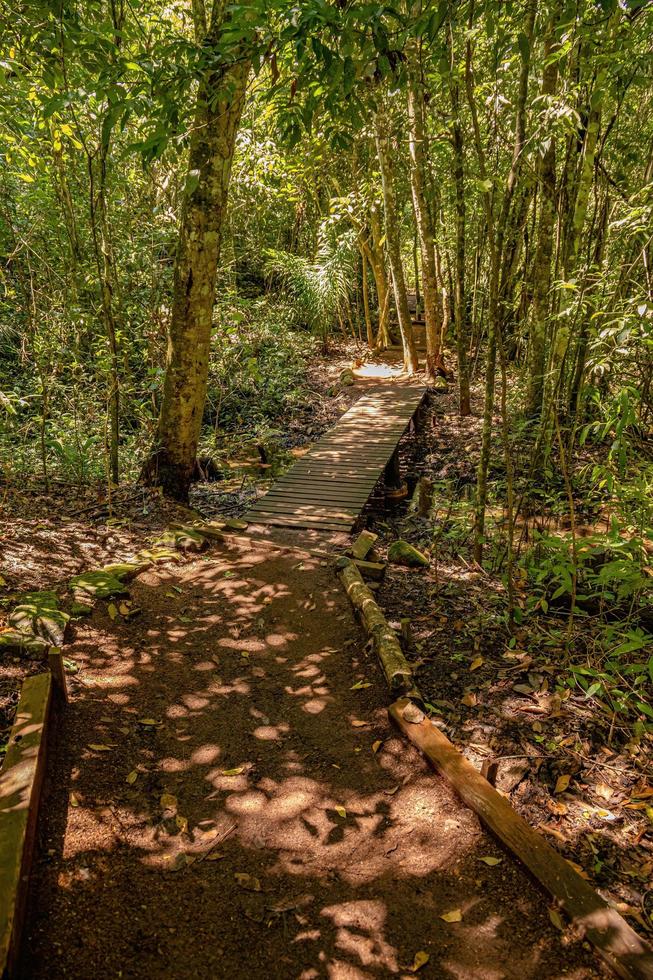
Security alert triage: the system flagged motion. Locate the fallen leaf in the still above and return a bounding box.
[335,805,346,819]
[565,859,589,879]
[70,793,80,807]
[554,774,571,794]
[126,770,138,785]
[205,851,225,861]
[107,603,118,620]
[176,814,189,834]
[118,602,131,616]
[160,793,178,810]
[549,908,564,931]
[546,799,568,816]
[384,785,399,795]
[594,783,614,801]
[372,740,382,754]
[479,856,502,866]
[88,743,112,752]
[138,717,162,727]
[408,950,430,972]
[351,680,372,690]
[440,908,462,923]
[351,720,369,728]
[235,872,261,892]
[221,767,244,777]
[470,657,483,671]
[461,692,477,707]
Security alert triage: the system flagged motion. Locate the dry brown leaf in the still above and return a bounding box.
[554,774,571,794]
[372,740,382,754]
[565,859,589,879]
[160,793,178,810]
[87,743,113,752]
[546,799,568,816]
[235,872,261,892]
[461,692,477,707]
[351,720,369,728]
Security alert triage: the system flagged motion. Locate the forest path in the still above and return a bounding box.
[21,536,605,979]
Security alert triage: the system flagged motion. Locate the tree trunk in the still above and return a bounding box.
[408,54,442,380]
[88,140,120,486]
[141,26,250,499]
[368,202,391,349]
[374,105,418,374]
[544,70,605,422]
[448,33,471,413]
[360,245,374,347]
[526,18,559,416]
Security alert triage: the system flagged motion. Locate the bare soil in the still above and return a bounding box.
[22,537,604,979]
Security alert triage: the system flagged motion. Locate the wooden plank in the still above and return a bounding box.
[262,492,372,506]
[48,648,69,704]
[0,672,53,978]
[245,513,353,531]
[389,698,653,980]
[248,503,358,520]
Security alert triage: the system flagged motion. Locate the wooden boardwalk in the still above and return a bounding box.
[245,384,426,531]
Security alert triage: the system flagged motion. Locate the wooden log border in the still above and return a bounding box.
[0,672,53,979]
[390,698,653,980]
[336,557,417,697]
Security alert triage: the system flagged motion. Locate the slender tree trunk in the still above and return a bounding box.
[526,18,560,416]
[467,0,534,562]
[89,141,120,486]
[141,18,250,499]
[408,52,442,379]
[374,104,418,374]
[360,246,374,347]
[368,202,391,349]
[448,31,471,413]
[544,70,605,421]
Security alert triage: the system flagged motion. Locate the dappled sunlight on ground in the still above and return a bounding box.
[21,539,606,979]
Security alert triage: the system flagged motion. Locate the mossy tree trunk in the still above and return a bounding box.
[141,5,250,500]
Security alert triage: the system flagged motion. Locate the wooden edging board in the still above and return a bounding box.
[0,672,53,979]
[389,698,653,980]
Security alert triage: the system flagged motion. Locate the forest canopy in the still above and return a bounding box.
[1,0,652,560]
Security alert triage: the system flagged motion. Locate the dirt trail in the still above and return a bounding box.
[22,538,605,979]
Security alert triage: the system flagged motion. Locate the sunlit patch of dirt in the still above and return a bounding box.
[22,538,605,978]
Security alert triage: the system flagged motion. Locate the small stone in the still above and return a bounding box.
[387,540,429,568]
[156,528,208,553]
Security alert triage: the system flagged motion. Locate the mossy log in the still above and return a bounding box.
[338,558,415,695]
